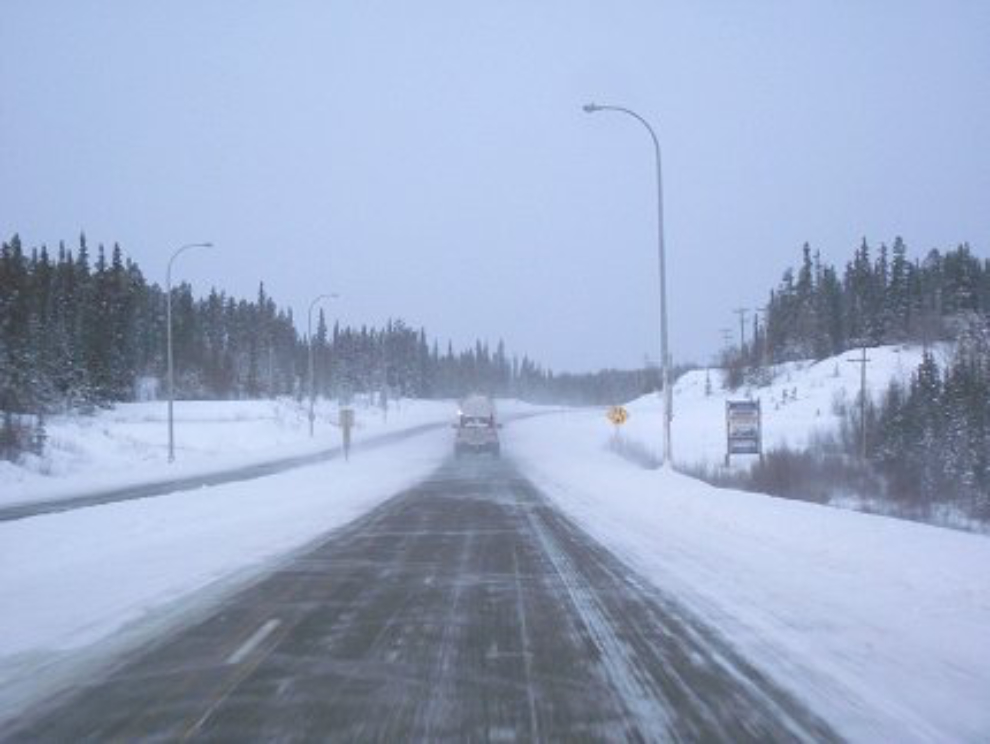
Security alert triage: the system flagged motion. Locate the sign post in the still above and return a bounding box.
[606,405,629,445]
[340,407,355,461]
[607,405,629,426]
[725,400,762,466]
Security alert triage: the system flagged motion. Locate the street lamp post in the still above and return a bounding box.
[307,293,339,437]
[166,242,213,462]
[583,102,673,466]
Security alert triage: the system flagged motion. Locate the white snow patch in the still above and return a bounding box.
[0,397,453,507]
[507,409,990,742]
[622,344,940,470]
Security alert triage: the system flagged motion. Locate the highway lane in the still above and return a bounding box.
[4,457,837,742]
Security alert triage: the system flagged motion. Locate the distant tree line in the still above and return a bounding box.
[749,238,989,365]
[720,238,990,521]
[1,233,659,458]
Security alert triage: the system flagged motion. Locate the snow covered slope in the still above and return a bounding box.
[0,397,453,507]
[623,344,938,468]
[507,411,990,742]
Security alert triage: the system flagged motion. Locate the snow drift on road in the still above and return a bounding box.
[507,411,990,743]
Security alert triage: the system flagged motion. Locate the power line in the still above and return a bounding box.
[732,308,749,348]
[719,328,734,350]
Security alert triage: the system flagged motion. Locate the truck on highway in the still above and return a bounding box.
[454,395,501,458]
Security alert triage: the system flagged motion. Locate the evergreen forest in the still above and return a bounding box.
[728,238,990,518]
[0,233,659,458]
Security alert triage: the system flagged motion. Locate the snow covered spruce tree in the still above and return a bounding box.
[757,239,989,367]
[728,239,990,520]
[866,337,990,517]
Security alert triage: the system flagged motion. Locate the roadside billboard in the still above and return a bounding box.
[726,400,762,462]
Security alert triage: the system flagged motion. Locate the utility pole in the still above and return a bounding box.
[267,345,275,397]
[753,306,769,367]
[732,308,749,349]
[719,328,734,352]
[847,344,872,460]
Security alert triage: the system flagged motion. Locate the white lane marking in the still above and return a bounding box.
[226,619,282,665]
[512,544,541,741]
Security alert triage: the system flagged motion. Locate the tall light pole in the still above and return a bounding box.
[166,242,213,462]
[307,293,339,437]
[583,103,673,466]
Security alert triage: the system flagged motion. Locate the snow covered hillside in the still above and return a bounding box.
[0,398,453,507]
[624,344,939,469]
[507,410,990,742]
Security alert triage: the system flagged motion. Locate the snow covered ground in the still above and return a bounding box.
[3,362,985,740]
[624,344,939,470]
[0,424,451,722]
[0,397,454,507]
[507,407,990,742]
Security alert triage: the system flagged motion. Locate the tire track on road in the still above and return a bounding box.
[4,456,839,742]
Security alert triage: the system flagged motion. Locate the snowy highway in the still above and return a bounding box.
[2,457,836,742]
[4,4,988,739]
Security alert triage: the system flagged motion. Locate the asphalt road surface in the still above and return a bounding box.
[5,457,837,742]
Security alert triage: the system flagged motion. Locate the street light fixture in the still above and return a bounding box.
[307,293,340,437]
[583,102,673,466]
[166,241,214,463]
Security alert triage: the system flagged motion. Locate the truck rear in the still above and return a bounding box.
[454,395,501,457]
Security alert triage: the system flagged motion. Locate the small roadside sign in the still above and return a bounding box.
[725,399,762,464]
[607,406,629,426]
[340,408,355,460]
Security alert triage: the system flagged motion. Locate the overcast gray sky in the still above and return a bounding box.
[2,2,988,371]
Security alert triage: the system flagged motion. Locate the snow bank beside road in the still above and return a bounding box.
[508,411,990,742]
[0,397,452,507]
[0,425,449,722]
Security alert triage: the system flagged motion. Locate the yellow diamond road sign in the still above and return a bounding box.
[607,406,629,426]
